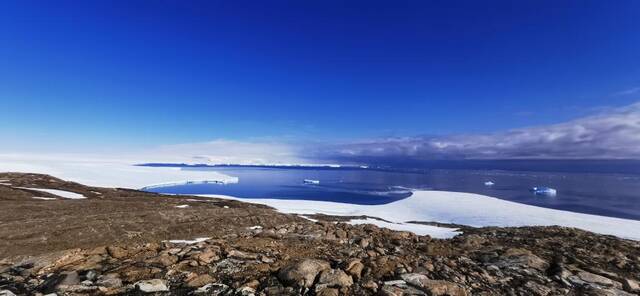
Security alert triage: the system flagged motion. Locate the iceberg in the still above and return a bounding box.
[484,181,495,186]
[303,179,320,185]
[531,186,557,196]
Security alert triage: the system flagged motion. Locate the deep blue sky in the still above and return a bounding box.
[1,1,639,151]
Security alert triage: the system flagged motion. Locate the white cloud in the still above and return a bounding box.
[143,139,304,164]
[320,102,640,160]
[613,87,640,96]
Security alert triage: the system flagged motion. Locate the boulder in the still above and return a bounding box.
[277,259,331,288]
[106,246,128,259]
[401,273,468,296]
[96,273,122,288]
[134,279,169,293]
[187,274,214,288]
[623,278,640,293]
[498,248,548,271]
[317,287,340,296]
[317,269,353,288]
[344,259,365,280]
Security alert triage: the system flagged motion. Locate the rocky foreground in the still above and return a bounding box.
[1,173,640,295]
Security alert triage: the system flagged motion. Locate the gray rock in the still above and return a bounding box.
[0,290,17,296]
[576,271,618,287]
[194,283,229,295]
[317,269,353,288]
[59,271,80,286]
[134,279,169,293]
[96,273,122,288]
[277,259,331,288]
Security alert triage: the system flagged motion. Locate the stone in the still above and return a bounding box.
[196,249,220,264]
[378,285,409,296]
[317,287,340,296]
[155,254,178,267]
[106,246,128,259]
[227,249,258,260]
[278,259,331,288]
[236,286,256,296]
[96,273,122,288]
[345,259,365,280]
[187,274,214,288]
[59,271,80,286]
[0,290,16,296]
[318,269,353,288]
[134,279,169,293]
[623,278,640,293]
[576,271,617,287]
[362,280,378,291]
[524,281,551,296]
[498,248,549,271]
[194,283,229,295]
[401,273,468,296]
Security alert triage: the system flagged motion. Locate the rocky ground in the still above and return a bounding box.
[1,173,639,295]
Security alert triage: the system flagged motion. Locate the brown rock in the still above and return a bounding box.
[187,274,214,288]
[345,259,365,280]
[195,249,220,264]
[317,288,340,296]
[623,278,640,293]
[401,273,468,296]
[227,249,258,260]
[106,246,128,259]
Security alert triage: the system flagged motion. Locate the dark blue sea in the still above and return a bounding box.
[143,160,640,221]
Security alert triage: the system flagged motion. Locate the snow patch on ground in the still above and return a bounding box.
[175,204,190,208]
[299,215,319,223]
[347,218,460,239]
[247,226,263,230]
[165,237,210,244]
[32,196,57,200]
[18,187,87,199]
[199,191,640,240]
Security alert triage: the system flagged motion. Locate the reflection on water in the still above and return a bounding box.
[144,167,640,221]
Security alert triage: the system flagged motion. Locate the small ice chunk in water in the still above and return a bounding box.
[484,181,495,186]
[531,186,557,196]
[303,179,320,185]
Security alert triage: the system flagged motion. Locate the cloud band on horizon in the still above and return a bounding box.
[310,102,640,162]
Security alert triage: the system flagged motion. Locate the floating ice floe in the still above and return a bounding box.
[18,187,87,199]
[165,237,210,244]
[484,181,495,186]
[303,179,320,185]
[175,204,190,208]
[531,187,557,196]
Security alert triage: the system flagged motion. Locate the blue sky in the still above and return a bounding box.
[1,1,640,157]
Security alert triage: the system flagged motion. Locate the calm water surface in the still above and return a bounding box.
[145,167,640,221]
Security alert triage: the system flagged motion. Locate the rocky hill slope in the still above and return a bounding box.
[1,173,639,295]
